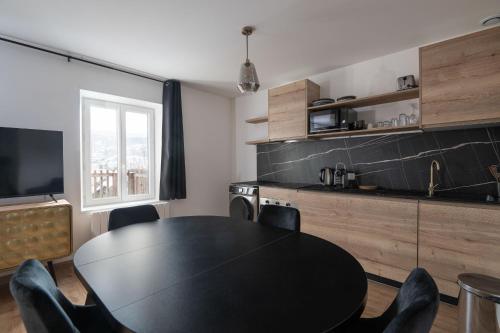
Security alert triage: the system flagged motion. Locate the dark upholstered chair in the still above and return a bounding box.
[9,259,114,333]
[339,268,439,333]
[108,204,160,231]
[257,205,300,232]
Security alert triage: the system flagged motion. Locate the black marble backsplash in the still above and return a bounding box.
[257,126,500,199]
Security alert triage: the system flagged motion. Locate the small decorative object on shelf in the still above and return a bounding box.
[311,98,336,106]
[397,75,418,90]
[336,95,356,102]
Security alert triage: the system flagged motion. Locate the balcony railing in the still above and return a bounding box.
[91,169,148,198]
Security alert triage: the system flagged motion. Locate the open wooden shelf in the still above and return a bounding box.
[245,116,268,124]
[245,138,269,145]
[307,88,419,112]
[307,125,422,139]
[246,126,421,143]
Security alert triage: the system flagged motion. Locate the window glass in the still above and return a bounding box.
[125,111,150,196]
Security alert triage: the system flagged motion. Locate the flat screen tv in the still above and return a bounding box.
[0,127,64,198]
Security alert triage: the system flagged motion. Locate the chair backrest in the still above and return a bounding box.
[108,204,160,231]
[9,259,78,333]
[229,197,254,221]
[257,205,300,232]
[381,268,440,333]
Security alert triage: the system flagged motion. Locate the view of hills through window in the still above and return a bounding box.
[89,106,149,198]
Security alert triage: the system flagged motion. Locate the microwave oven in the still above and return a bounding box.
[309,107,357,133]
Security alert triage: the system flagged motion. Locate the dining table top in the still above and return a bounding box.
[73,215,367,333]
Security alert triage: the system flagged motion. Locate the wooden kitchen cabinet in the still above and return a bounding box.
[268,79,320,141]
[259,186,500,296]
[420,26,500,128]
[296,190,418,283]
[418,201,500,297]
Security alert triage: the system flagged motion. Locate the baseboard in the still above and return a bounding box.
[439,293,458,305]
[366,272,402,288]
[366,272,458,305]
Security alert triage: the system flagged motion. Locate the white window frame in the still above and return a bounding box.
[80,90,161,210]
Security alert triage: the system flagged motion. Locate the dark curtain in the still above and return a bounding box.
[160,80,186,200]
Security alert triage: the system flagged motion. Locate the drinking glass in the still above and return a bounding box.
[409,114,418,125]
[399,114,408,126]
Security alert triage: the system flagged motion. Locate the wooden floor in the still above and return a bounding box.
[0,261,457,332]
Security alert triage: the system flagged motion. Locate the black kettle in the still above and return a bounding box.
[319,167,334,186]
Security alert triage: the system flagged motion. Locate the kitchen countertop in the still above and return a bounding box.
[231,181,309,190]
[233,181,499,206]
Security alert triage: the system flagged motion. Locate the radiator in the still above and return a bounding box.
[89,202,170,237]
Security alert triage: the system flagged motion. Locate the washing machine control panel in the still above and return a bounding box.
[229,185,258,196]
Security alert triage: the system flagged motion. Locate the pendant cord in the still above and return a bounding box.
[246,34,249,62]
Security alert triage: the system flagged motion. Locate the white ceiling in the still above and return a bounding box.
[0,0,499,97]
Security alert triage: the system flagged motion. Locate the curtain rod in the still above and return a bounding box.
[0,36,165,83]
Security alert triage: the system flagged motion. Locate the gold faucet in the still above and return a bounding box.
[428,160,440,197]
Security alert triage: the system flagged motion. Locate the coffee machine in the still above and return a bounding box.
[334,163,346,188]
[333,163,356,189]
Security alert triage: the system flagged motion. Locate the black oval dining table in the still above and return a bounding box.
[73,216,367,333]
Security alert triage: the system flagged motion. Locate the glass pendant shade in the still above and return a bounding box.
[238,60,260,93]
[237,26,259,93]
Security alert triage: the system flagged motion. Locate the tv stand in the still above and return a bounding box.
[0,200,72,275]
[49,194,58,203]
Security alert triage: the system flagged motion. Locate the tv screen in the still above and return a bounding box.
[0,127,64,198]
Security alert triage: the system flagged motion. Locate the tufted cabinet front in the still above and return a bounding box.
[0,200,72,270]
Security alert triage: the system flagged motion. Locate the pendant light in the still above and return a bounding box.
[238,26,260,93]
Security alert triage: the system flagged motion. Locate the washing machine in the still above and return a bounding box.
[229,184,259,221]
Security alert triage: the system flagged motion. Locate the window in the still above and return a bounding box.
[81,91,159,209]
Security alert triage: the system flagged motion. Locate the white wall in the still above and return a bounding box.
[171,86,233,217]
[234,90,268,181]
[233,47,419,182]
[0,41,233,254]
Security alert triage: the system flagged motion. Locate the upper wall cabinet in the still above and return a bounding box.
[420,26,500,128]
[268,79,320,141]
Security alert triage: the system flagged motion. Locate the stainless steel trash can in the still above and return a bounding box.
[458,273,500,333]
